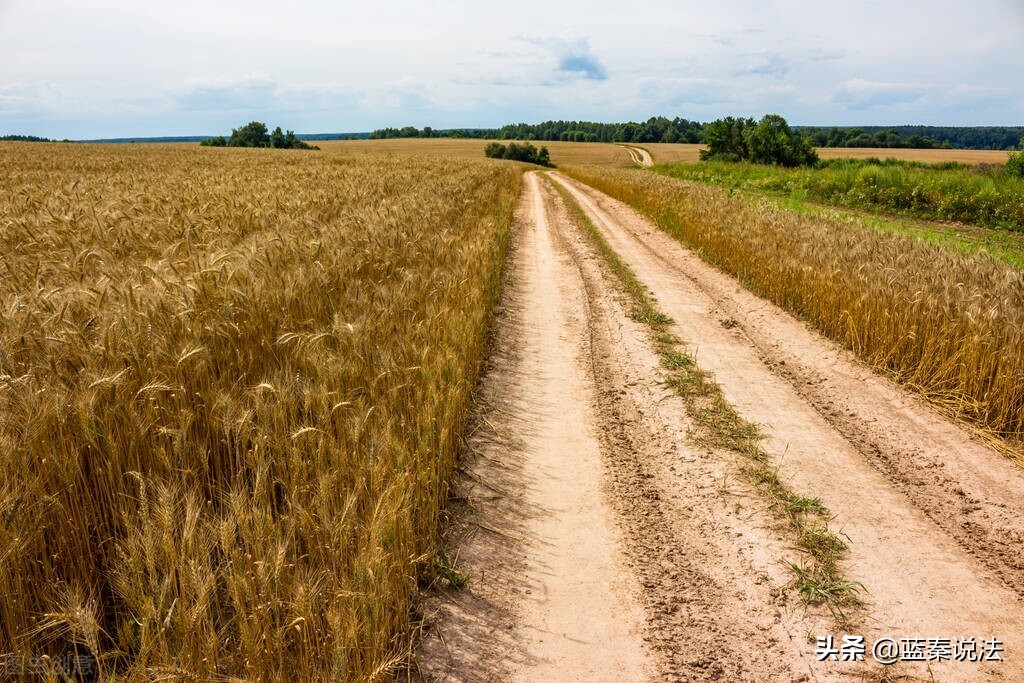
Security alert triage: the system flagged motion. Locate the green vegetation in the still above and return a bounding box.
[701,114,818,166]
[200,121,319,149]
[751,191,1024,270]
[0,134,52,142]
[548,174,862,621]
[562,165,1024,450]
[801,126,948,149]
[371,117,705,143]
[806,125,1024,151]
[658,156,1024,231]
[370,120,1024,150]
[484,141,552,166]
[1007,138,1024,178]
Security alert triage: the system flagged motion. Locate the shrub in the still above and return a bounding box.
[1007,138,1024,178]
[483,141,552,167]
[200,122,318,150]
[484,141,506,159]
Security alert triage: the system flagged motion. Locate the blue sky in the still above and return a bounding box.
[1,0,1022,139]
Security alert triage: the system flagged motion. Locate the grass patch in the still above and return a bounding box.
[547,173,864,622]
[434,548,470,589]
[655,157,1024,232]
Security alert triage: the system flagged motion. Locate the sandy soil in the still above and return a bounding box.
[416,169,1024,681]
[551,171,1024,681]
[622,145,654,167]
[415,173,653,681]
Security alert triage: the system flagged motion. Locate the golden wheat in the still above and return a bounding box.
[0,142,520,679]
[563,165,1024,453]
[317,138,636,167]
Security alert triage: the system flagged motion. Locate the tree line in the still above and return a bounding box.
[1,134,54,142]
[370,120,1024,150]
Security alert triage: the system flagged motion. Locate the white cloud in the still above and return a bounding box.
[0,0,1022,137]
[832,79,926,110]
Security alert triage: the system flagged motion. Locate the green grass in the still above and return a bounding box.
[755,192,1024,269]
[656,157,1024,233]
[547,173,864,622]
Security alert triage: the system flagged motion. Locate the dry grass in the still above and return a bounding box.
[562,165,1024,454]
[816,147,1010,164]
[319,138,636,167]
[643,143,705,164]
[641,143,1011,166]
[0,142,520,679]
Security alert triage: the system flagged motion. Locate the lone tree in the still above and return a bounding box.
[700,114,817,167]
[745,115,818,167]
[201,121,318,149]
[229,121,270,147]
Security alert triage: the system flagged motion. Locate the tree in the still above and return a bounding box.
[743,114,818,167]
[271,126,286,148]
[700,115,817,166]
[228,121,270,147]
[200,136,227,147]
[700,116,753,161]
[202,122,317,150]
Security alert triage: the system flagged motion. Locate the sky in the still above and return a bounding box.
[1,0,1022,139]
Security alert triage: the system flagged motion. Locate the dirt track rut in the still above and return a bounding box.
[416,171,1024,681]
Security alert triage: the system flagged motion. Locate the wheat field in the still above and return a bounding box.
[0,142,520,679]
[563,165,1024,452]
[318,139,637,166]
[639,143,1012,166]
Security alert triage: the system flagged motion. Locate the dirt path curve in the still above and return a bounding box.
[622,145,654,167]
[417,172,846,681]
[551,171,1024,682]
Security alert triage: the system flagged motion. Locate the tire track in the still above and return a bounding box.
[551,171,1024,682]
[418,172,845,681]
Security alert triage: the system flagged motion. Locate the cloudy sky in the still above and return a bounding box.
[1,0,1022,138]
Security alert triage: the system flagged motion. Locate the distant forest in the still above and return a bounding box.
[0,134,52,142]
[370,119,1024,150]
[5,123,1022,150]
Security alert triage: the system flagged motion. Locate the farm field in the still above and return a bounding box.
[0,142,519,679]
[317,138,638,166]
[641,142,1012,165]
[3,140,1024,681]
[653,158,1024,231]
[818,146,1011,164]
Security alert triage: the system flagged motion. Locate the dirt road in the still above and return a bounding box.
[622,145,654,167]
[416,171,1024,681]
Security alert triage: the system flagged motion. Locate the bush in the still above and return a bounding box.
[484,142,506,159]
[483,141,552,167]
[1007,138,1024,178]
